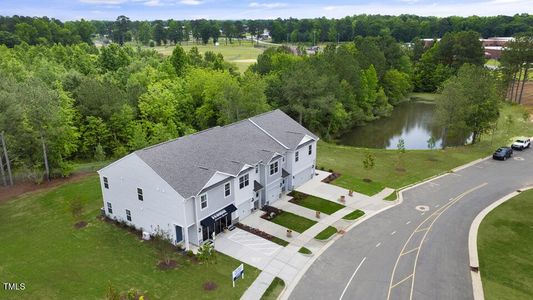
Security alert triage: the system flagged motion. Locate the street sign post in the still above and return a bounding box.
[232,264,244,287]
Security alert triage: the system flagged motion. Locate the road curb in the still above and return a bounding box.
[467,186,533,300]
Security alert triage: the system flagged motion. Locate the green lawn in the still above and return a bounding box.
[269,211,317,233]
[478,189,533,300]
[384,191,398,201]
[409,92,438,102]
[260,277,285,300]
[289,191,345,214]
[0,176,259,299]
[271,236,289,247]
[342,209,365,221]
[298,247,312,255]
[331,175,385,196]
[318,103,533,192]
[133,40,266,72]
[314,226,337,240]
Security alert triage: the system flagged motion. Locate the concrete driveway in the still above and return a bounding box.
[289,149,533,300]
[214,228,282,270]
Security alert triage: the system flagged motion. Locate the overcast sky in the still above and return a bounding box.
[1,0,532,21]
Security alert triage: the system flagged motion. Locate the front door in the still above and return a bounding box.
[175,225,183,243]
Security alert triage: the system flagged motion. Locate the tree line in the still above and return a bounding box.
[1,14,532,48]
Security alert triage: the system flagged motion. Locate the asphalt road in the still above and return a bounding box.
[290,149,533,300]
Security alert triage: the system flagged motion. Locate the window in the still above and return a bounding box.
[239,174,249,189]
[200,194,208,210]
[269,161,279,175]
[308,144,312,155]
[126,209,131,221]
[107,202,113,214]
[255,165,259,173]
[137,188,143,201]
[224,182,231,197]
[256,192,259,198]
[103,177,109,189]
[295,151,299,162]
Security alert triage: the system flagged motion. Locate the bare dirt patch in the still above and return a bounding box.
[157,260,178,270]
[202,281,218,291]
[74,221,88,229]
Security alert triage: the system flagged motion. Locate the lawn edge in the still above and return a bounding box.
[468,185,533,300]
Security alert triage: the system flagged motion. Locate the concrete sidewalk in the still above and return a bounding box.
[240,171,396,299]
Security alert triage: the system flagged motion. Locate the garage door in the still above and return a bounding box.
[293,166,313,187]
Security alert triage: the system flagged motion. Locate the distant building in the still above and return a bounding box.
[420,37,514,60]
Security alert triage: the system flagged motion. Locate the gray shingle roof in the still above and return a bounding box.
[135,109,316,198]
[250,109,318,149]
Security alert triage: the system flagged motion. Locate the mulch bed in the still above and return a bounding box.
[363,178,372,183]
[321,172,341,184]
[157,260,178,270]
[235,223,280,243]
[395,167,406,172]
[0,172,94,203]
[74,221,88,229]
[202,281,218,291]
[260,205,283,220]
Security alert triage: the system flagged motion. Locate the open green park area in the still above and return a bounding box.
[318,103,533,195]
[135,40,266,72]
[0,176,259,299]
[478,189,533,300]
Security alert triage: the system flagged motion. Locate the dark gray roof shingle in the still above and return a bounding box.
[134,110,316,198]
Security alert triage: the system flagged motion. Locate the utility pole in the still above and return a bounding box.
[40,132,50,182]
[1,132,13,186]
[0,146,6,186]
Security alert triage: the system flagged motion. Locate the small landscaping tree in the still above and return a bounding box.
[105,282,120,300]
[427,136,438,161]
[396,138,406,171]
[362,151,375,182]
[152,227,175,269]
[196,242,218,291]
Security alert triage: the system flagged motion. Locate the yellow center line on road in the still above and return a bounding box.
[386,182,488,300]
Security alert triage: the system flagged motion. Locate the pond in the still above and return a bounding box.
[337,101,471,150]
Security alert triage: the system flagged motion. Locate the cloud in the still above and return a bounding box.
[143,0,161,6]
[180,0,202,5]
[79,0,127,4]
[249,2,287,9]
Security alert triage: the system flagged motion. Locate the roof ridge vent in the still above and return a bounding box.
[198,166,209,170]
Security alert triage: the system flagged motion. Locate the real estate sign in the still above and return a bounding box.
[232,264,244,287]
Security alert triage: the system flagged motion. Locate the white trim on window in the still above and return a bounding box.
[224,182,231,197]
[269,161,279,175]
[103,177,109,189]
[107,202,113,214]
[308,144,312,155]
[200,193,208,210]
[239,174,250,189]
[295,151,299,162]
[137,188,144,201]
[126,209,131,221]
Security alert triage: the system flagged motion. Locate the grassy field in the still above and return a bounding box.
[314,226,337,240]
[260,277,285,300]
[342,209,365,221]
[478,189,533,300]
[0,176,259,299]
[318,103,533,192]
[270,211,317,233]
[331,176,385,196]
[134,40,266,72]
[289,191,345,214]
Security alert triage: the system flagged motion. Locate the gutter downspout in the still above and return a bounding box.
[182,197,190,251]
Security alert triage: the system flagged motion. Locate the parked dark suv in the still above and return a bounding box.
[492,147,513,161]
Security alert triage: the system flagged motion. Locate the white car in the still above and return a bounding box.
[511,138,531,150]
